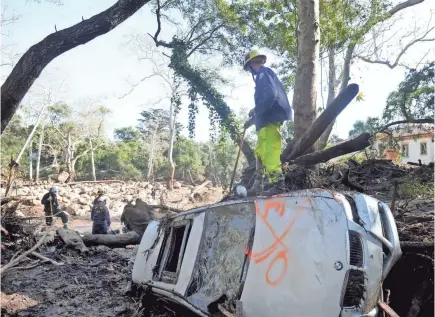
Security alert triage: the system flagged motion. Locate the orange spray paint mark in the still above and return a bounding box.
[246,198,305,286]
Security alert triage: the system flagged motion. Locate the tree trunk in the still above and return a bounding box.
[82,231,141,248]
[89,138,96,181]
[35,125,44,182]
[292,0,320,143]
[5,120,41,196]
[284,84,360,161]
[289,133,372,166]
[318,47,339,150]
[147,127,158,180]
[57,228,88,253]
[29,139,33,181]
[1,0,152,134]
[65,132,76,182]
[167,103,176,189]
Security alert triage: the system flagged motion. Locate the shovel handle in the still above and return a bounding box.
[229,127,247,193]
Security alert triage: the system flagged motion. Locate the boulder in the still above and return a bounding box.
[173,182,182,189]
[66,205,77,216]
[57,171,69,183]
[75,208,88,217]
[16,188,30,196]
[78,197,88,205]
[122,195,133,203]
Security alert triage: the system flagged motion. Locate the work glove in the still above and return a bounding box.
[47,196,52,201]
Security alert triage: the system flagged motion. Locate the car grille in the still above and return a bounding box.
[348,230,364,267]
[342,269,365,308]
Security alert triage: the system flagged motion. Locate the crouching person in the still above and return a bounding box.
[41,186,69,229]
[91,197,111,234]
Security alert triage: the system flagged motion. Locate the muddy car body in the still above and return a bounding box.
[132,189,401,317]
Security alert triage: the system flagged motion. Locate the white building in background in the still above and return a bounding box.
[373,125,434,164]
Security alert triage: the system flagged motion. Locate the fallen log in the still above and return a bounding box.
[82,231,141,247]
[288,133,372,166]
[285,84,360,161]
[59,180,125,186]
[57,228,88,253]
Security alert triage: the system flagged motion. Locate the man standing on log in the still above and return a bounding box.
[91,196,111,234]
[243,50,292,195]
[41,186,69,229]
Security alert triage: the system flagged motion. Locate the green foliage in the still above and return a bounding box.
[172,136,205,180]
[169,40,242,144]
[0,115,29,175]
[349,62,434,137]
[348,117,381,137]
[114,126,142,142]
[383,62,434,122]
[398,178,434,202]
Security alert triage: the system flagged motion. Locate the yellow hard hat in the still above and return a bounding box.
[243,50,267,71]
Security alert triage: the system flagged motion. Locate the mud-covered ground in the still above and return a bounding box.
[1,242,137,317]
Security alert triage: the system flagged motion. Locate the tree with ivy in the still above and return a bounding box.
[145,0,256,163]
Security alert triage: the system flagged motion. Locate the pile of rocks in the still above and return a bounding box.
[7,181,185,218]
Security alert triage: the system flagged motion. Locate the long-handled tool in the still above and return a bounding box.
[49,199,54,225]
[228,126,247,194]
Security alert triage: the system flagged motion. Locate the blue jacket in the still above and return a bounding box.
[41,192,60,213]
[253,66,292,131]
[91,200,111,227]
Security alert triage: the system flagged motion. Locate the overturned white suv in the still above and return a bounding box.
[132,189,401,317]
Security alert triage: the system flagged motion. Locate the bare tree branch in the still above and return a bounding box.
[380,118,433,130]
[358,26,435,69]
[1,0,151,134]
[147,0,173,48]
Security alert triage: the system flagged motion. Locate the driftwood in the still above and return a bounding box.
[285,84,360,161]
[59,180,125,186]
[189,180,211,202]
[147,204,183,213]
[288,133,372,166]
[82,231,141,247]
[57,228,88,253]
[378,300,399,317]
[0,230,48,275]
[1,0,152,134]
[30,251,64,266]
[341,169,365,192]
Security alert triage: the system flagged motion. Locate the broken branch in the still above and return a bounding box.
[1,0,152,134]
[30,251,64,266]
[285,84,360,161]
[0,230,48,276]
[288,133,372,166]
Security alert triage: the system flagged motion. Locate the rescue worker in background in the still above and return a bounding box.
[91,196,111,234]
[93,189,107,205]
[41,186,69,229]
[243,50,293,195]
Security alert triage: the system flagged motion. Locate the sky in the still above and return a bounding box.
[1,0,434,142]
